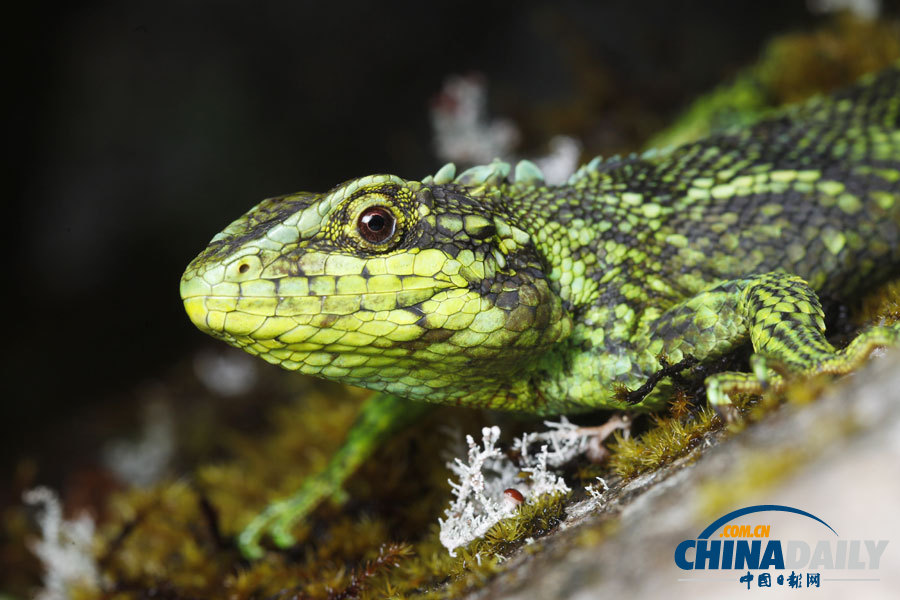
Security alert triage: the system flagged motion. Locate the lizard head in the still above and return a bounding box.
[180,169,572,406]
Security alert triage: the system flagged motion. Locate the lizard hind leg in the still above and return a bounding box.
[706,272,900,405]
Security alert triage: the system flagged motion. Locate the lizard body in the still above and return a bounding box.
[181,64,900,557]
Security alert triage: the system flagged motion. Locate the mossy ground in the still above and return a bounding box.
[4,15,900,600]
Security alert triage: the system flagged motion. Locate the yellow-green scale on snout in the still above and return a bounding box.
[181,64,900,558]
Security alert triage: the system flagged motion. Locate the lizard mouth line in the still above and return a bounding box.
[181,289,459,300]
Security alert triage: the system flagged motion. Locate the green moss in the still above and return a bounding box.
[474,492,568,557]
[607,408,725,478]
[77,381,447,599]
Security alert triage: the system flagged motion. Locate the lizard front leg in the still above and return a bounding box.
[238,392,432,559]
[643,272,899,406]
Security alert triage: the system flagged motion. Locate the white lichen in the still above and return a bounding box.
[439,418,599,555]
[430,75,521,165]
[23,486,99,600]
[512,415,590,468]
[533,135,582,185]
[586,477,610,501]
[807,0,880,19]
[193,348,258,397]
[430,75,583,186]
[438,426,517,555]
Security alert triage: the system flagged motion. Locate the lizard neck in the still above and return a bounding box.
[494,176,681,412]
[499,176,669,314]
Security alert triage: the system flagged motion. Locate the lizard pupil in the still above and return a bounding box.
[358,206,396,243]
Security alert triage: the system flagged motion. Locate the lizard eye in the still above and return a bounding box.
[357,206,396,244]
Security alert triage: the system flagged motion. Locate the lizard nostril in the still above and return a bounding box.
[238,263,250,274]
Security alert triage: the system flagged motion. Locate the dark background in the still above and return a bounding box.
[7,1,897,471]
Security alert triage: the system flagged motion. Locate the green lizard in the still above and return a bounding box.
[181,64,900,558]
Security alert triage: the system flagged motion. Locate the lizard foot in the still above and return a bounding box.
[237,474,345,559]
[705,323,900,407]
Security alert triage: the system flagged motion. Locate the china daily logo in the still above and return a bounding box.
[674,505,889,589]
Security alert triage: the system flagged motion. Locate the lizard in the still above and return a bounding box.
[180,64,900,559]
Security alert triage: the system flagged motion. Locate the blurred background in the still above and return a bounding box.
[5,0,900,590]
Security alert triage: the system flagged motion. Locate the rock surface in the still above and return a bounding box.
[472,350,900,600]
